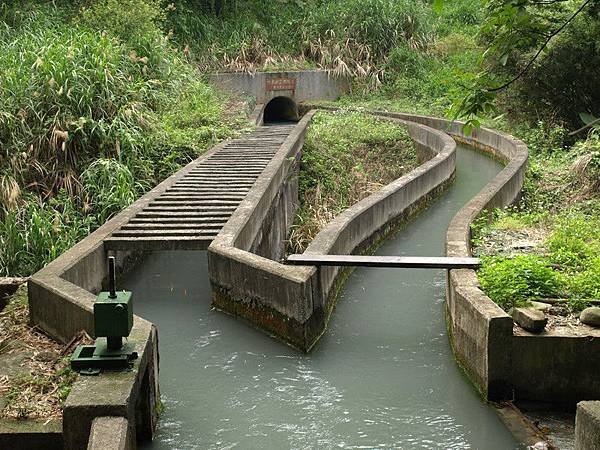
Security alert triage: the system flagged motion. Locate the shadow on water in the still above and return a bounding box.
[126,145,522,449]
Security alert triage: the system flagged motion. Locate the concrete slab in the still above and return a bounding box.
[87,417,132,450]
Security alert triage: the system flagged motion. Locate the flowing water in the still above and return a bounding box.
[126,144,520,449]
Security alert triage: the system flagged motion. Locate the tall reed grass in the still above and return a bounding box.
[0,1,244,276]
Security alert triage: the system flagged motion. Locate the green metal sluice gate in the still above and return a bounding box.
[70,257,138,375]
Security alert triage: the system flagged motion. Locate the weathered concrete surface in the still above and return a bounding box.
[105,125,297,252]
[208,112,318,349]
[575,401,600,450]
[63,320,159,450]
[208,110,457,351]
[512,330,600,403]
[0,419,62,450]
[87,417,133,450]
[312,107,600,405]
[209,70,350,105]
[26,107,294,447]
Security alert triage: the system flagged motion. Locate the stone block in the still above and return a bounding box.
[575,401,600,450]
[512,307,547,332]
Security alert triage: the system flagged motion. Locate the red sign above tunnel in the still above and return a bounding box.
[266,78,296,91]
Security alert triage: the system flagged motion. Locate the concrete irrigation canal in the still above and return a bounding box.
[123,145,517,449]
[20,72,600,449]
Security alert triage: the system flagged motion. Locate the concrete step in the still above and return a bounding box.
[143,206,238,212]
[129,218,229,224]
[135,211,232,218]
[121,223,224,230]
[105,236,214,251]
[112,229,220,237]
[106,123,295,251]
[150,200,241,206]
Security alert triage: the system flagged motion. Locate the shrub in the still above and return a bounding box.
[0,193,91,276]
[386,45,430,79]
[478,255,563,310]
[289,110,416,253]
[547,214,600,271]
[569,257,600,299]
[80,0,166,47]
[0,20,157,205]
[515,13,600,128]
[81,159,140,225]
[568,257,600,300]
[304,0,433,57]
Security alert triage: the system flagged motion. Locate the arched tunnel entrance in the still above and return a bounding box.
[263,96,299,123]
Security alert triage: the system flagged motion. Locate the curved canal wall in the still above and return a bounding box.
[207,111,457,351]
[373,112,600,406]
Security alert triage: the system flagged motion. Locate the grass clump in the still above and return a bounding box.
[475,209,600,312]
[478,255,562,311]
[288,110,416,253]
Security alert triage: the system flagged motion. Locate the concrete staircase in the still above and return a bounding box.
[105,123,296,251]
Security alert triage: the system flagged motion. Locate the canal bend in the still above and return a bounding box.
[123,144,520,449]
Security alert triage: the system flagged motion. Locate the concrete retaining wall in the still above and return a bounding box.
[208,110,457,351]
[209,70,350,105]
[312,109,600,405]
[87,417,133,450]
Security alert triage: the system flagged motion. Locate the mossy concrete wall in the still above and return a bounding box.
[382,112,528,401]
[299,108,600,407]
[207,110,457,351]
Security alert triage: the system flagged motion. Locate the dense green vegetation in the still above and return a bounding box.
[288,110,416,253]
[0,1,250,275]
[472,134,600,311]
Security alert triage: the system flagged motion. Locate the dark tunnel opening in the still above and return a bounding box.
[263,96,299,124]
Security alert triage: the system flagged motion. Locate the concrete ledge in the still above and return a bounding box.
[208,109,457,351]
[63,320,159,450]
[0,419,62,450]
[87,417,132,450]
[575,401,600,450]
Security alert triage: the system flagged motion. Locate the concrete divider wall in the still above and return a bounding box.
[208,110,457,351]
[310,109,600,406]
[304,119,457,313]
[208,112,319,348]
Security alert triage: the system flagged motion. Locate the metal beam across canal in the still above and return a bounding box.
[285,254,481,269]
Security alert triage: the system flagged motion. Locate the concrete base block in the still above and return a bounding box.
[575,401,600,450]
[512,307,547,333]
[87,417,133,450]
[63,321,159,450]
